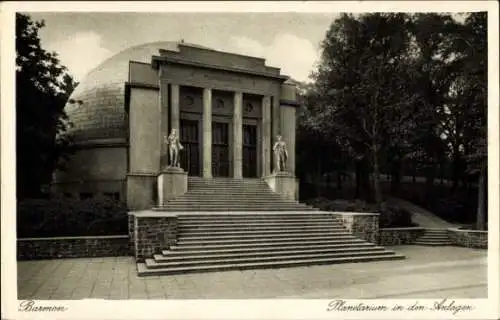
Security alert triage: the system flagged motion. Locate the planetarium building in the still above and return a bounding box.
[52,41,300,210]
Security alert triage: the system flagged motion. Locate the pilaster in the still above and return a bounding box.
[261,95,272,177]
[159,80,169,170]
[170,84,180,133]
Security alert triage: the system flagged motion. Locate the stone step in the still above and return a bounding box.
[178,228,347,237]
[146,250,399,268]
[155,246,387,262]
[157,207,316,212]
[178,231,353,240]
[177,219,338,225]
[151,248,392,265]
[159,202,311,207]
[188,181,268,184]
[187,188,271,192]
[423,230,449,234]
[165,200,304,205]
[174,196,295,202]
[171,238,367,250]
[414,241,453,246]
[177,234,356,245]
[178,224,344,231]
[418,235,450,240]
[179,193,290,198]
[188,183,272,190]
[164,242,376,255]
[176,212,330,218]
[136,254,405,276]
[178,221,339,228]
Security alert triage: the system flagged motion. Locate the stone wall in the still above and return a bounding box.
[448,228,488,249]
[333,212,379,244]
[128,214,135,255]
[131,212,178,261]
[379,227,426,246]
[17,235,129,260]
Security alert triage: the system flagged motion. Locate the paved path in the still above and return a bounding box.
[388,197,457,228]
[17,246,486,299]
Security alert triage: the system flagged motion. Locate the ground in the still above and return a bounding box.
[17,245,487,300]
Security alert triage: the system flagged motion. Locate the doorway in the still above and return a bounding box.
[179,119,200,176]
[212,122,230,177]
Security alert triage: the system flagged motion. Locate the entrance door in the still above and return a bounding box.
[242,124,258,177]
[179,119,200,176]
[212,122,230,177]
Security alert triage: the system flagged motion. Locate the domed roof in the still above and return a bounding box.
[64,41,183,143]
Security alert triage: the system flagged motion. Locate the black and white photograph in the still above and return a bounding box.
[1,1,498,319]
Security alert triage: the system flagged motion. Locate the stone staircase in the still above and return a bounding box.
[414,228,452,246]
[137,212,405,276]
[155,177,314,211]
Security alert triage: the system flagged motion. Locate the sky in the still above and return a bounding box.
[28,12,340,83]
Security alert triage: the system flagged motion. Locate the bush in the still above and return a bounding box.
[17,198,128,237]
[307,197,414,228]
[379,203,414,228]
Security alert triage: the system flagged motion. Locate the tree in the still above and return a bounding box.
[405,13,456,196]
[309,13,419,208]
[16,13,78,199]
[446,13,487,229]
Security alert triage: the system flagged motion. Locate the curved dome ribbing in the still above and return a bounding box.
[64,41,183,143]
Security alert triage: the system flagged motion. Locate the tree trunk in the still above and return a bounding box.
[372,149,383,208]
[476,164,486,230]
[355,159,370,201]
[452,149,462,189]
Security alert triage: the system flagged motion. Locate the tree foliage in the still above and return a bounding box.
[16,13,78,199]
[298,12,487,226]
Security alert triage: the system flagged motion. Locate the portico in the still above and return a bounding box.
[151,44,296,179]
[126,42,299,210]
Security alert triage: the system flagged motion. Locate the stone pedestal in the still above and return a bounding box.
[157,167,188,206]
[265,171,298,201]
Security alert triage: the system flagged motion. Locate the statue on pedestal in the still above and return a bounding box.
[164,129,184,168]
[273,135,288,173]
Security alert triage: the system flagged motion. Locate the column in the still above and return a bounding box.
[159,80,169,170]
[202,88,212,178]
[280,106,296,174]
[233,91,243,179]
[170,84,180,133]
[261,95,271,177]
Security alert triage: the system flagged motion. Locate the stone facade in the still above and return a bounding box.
[157,168,188,204]
[265,171,298,201]
[378,227,426,246]
[17,235,129,260]
[447,228,488,249]
[52,41,300,210]
[131,212,178,261]
[332,212,379,244]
